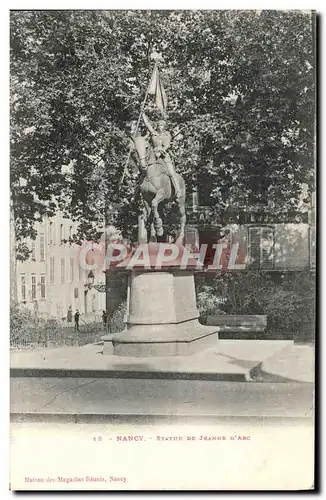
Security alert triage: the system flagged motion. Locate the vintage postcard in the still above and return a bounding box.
[10,9,316,491]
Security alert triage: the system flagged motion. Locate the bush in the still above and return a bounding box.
[195,270,315,342]
[197,285,227,319]
[10,301,128,347]
[10,302,64,347]
[107,301,126,333]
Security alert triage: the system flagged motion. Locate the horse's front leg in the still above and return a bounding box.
[151,190,165,237]
[149,220,156,241]
[176,196,186,245]
[143,199,156,242]
[138,199,151,244]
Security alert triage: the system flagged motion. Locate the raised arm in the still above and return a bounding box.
[142,113,157,136]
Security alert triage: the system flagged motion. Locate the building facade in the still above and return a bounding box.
[15,213,106,320]
[184,185,316,271]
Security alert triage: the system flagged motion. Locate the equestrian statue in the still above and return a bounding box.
[121,51,186,245]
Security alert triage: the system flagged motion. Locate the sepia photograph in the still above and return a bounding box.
[9,9,316,491]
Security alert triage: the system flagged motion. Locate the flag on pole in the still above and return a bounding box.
[148,64,167,114]
[142,113,153,133]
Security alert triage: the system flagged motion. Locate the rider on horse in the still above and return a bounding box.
[142,113,182,200]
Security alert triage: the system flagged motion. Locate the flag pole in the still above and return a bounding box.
[119,62,158,186]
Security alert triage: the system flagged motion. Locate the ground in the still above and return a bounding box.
[10,340,314,419]
[10,340,314,491]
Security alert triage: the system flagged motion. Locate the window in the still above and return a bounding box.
[198,228,220,267]
[197,171,215,206]
[79,263,83,282]
[74,287,79,299]
[185,226,199,250]
[249,228,260,268]
[40,234,45,261]
[31,275,36,300]
[192,189,199,211]
[60,258,65,284]
[40,275,46,299]
[69,226,72,240]
[20,275,26,301]
[248,226,274,269]
[50,257,55,284]
[60,224,64,243]
[31,241,36,260]
[70,257,74,283]
[49,222,53,244]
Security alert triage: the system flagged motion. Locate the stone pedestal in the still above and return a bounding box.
[103,270,218,357]
[102,244,219,356]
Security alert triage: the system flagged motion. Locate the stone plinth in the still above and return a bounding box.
[102,244,219,357]
[126,271,199,325]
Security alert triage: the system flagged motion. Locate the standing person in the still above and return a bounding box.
[74,310,80,332]
[67,305,72,324]
[102,310,108,328]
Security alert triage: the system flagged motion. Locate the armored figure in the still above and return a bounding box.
[142,113,181,200]
[120,55,186,244]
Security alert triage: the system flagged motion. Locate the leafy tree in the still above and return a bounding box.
[10,10,315,251]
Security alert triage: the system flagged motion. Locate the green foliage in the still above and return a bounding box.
[10,302,107,347]
[196,270,315,341]
[107,301,126,333]
[10,10,315,248]
[197,285,227,317]
[10,302,64,346]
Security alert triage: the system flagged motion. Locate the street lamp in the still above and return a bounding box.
[84,271,95,317]
[85,271,95,291]
[85,270,111,293]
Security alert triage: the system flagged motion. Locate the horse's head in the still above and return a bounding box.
[131,135,149,172]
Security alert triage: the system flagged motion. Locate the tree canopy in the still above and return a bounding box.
[10,10,315,254]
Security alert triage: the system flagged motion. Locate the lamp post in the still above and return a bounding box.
[85,271,111,293]
[84,270,113,316]
[84,271,95,315]
[85,271,95,290]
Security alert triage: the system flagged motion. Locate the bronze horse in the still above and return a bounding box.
[131,135,186,244]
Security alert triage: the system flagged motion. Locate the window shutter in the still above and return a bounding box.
[70,257,74,282]
[60,258,65,284]
[31,241,36,260]
[261,227,274,269]
[40,234,45,261]
[40,275,46,299]
[185,227,199,249]
[249,228,261,268]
